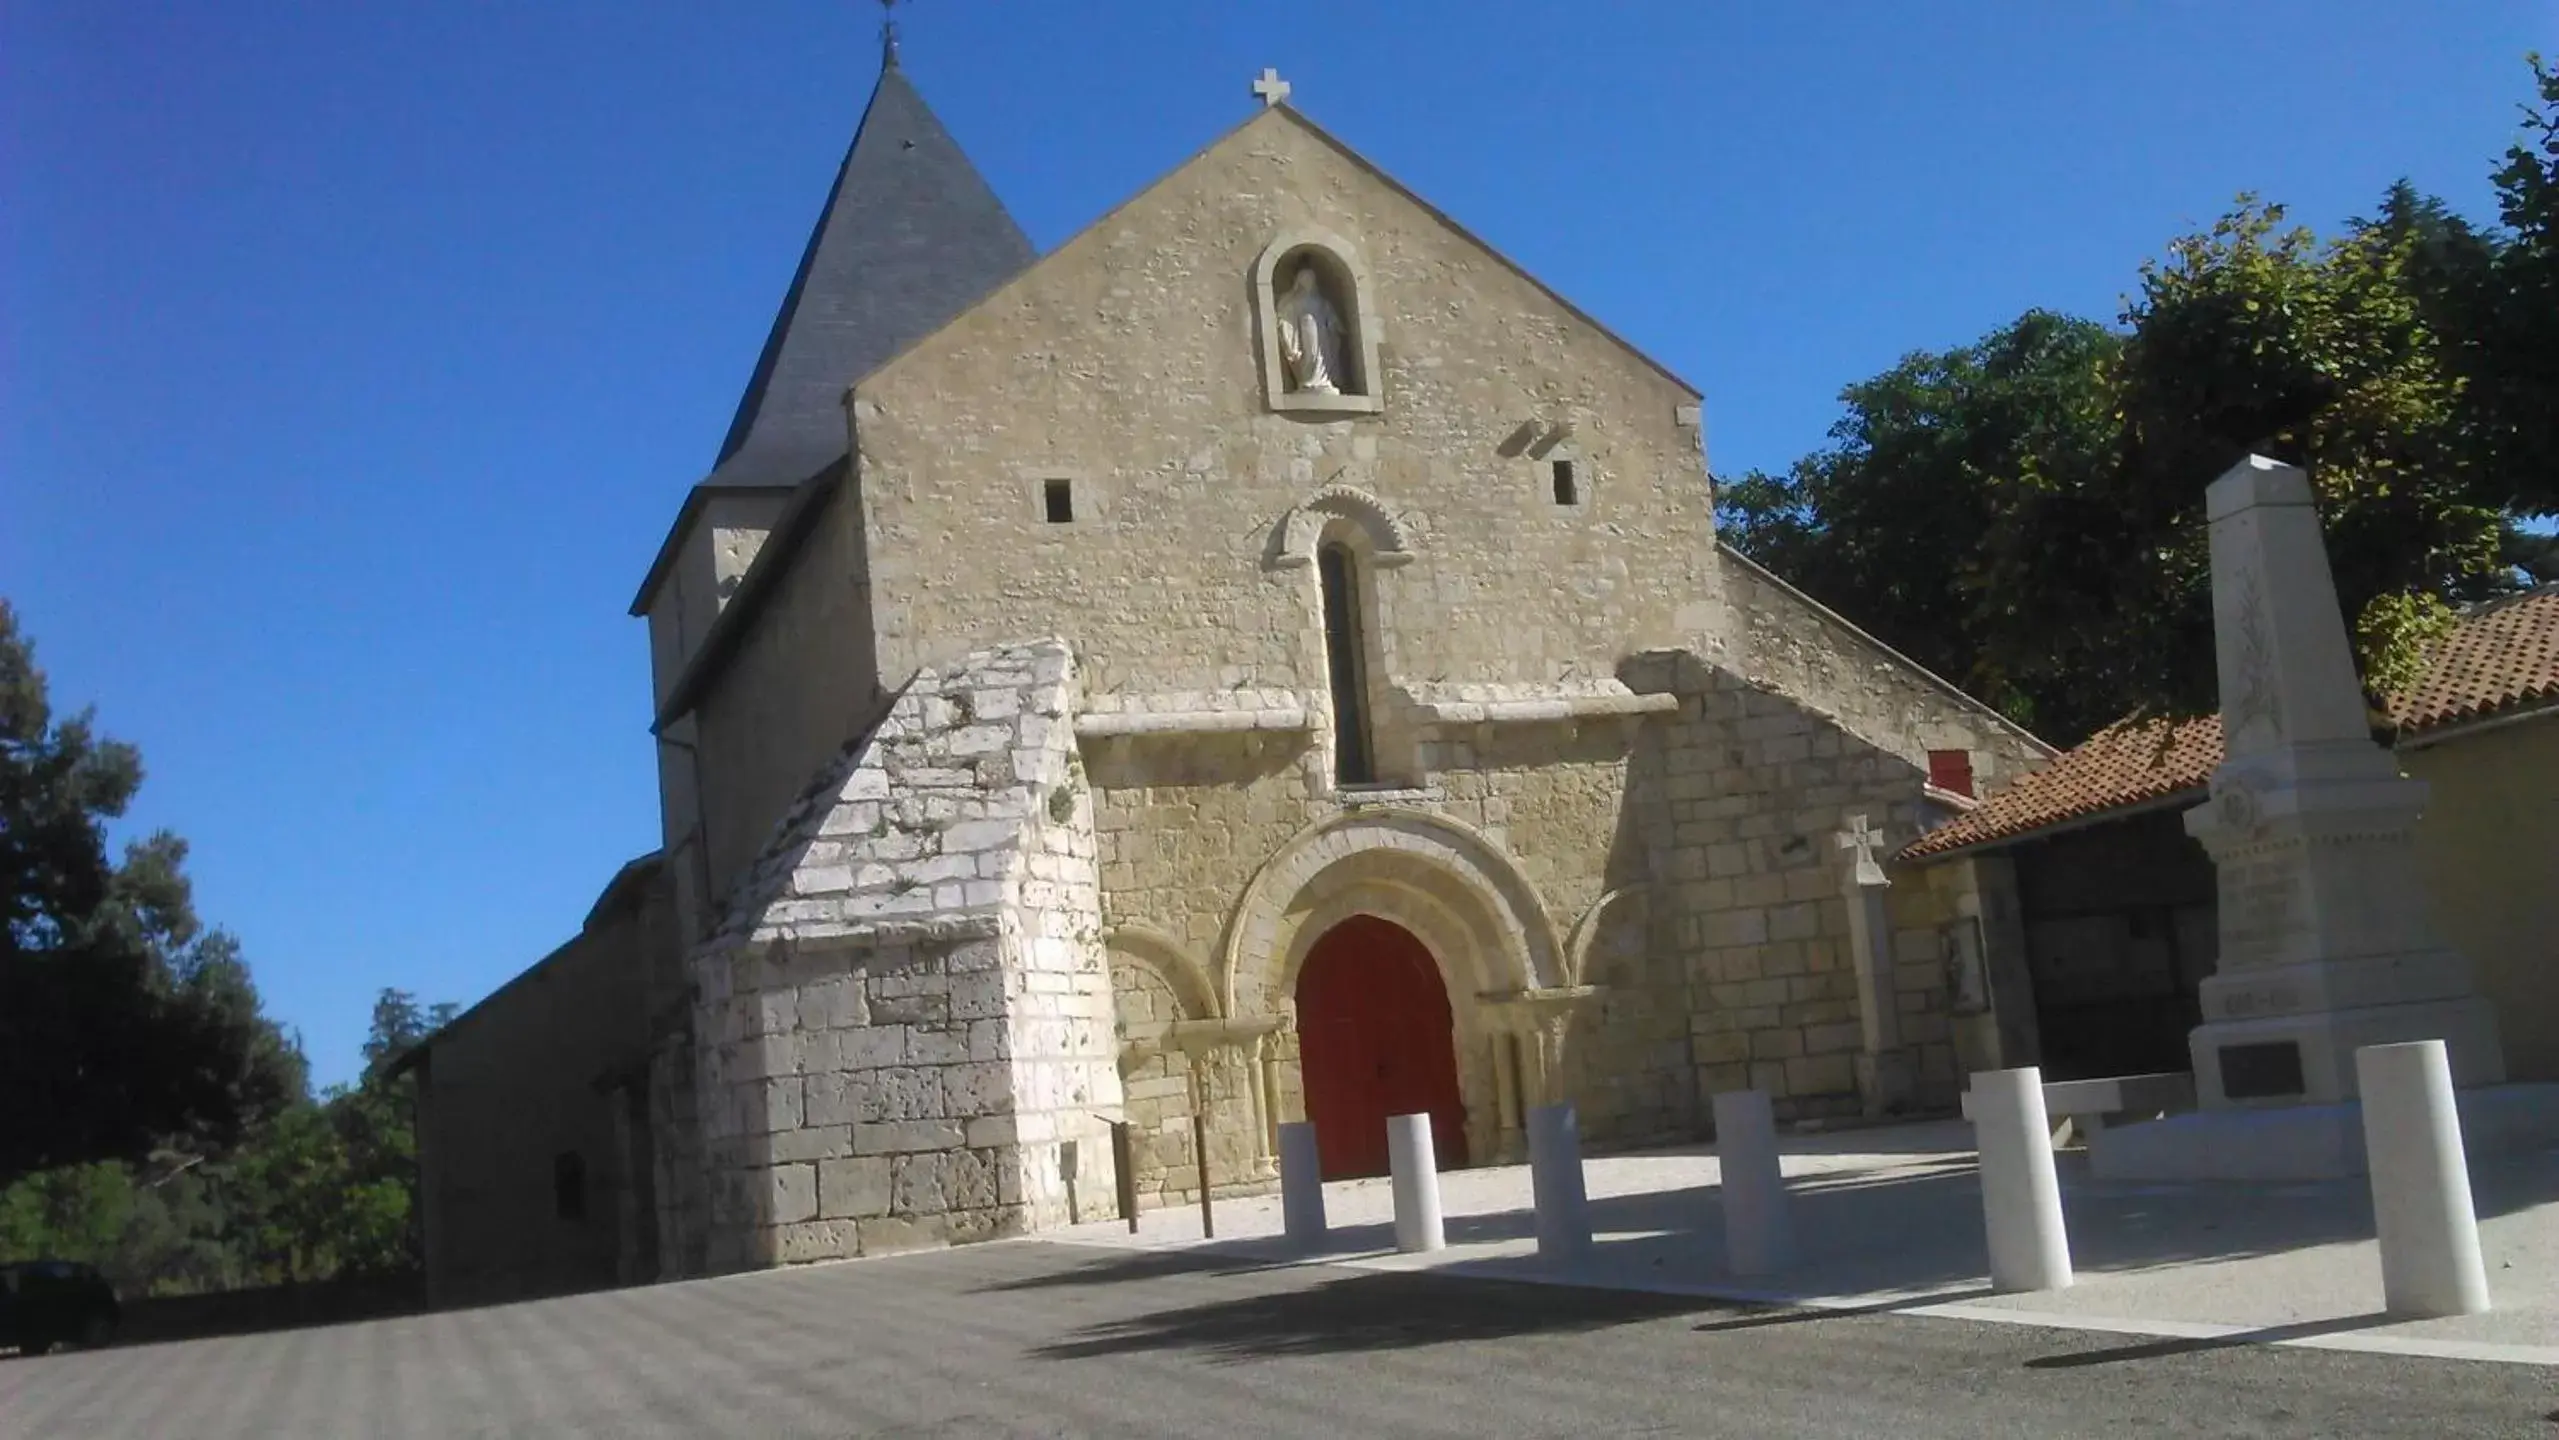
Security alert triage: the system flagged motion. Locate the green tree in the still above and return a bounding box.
[2465,55,2559,518]
[1721,61,2556,742]
[1,601,303,1184]
[321,989,455,1277]
[1718,310,2123,732]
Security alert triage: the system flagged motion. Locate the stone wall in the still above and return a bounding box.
[416,857,674,1306]
[1625,650,2021,1123]
[1717,546,2047,786]
[845,105,1717,730]
[686,481,891,932]
[685,640,1120,1271]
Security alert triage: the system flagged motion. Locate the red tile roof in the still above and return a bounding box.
[1900,716,2224,859]
[1901,585,2559,861]
[2388,586,2559,732]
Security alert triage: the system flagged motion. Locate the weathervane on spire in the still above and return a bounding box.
[879,0,902,70]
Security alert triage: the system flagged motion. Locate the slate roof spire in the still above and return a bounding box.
[702,49,1033,491]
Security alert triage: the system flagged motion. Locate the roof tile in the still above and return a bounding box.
[1900,584,2559,860]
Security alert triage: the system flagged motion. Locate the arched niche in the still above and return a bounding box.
[1252,230,1384,416]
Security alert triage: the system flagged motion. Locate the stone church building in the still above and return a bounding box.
[403,53,2055,1302]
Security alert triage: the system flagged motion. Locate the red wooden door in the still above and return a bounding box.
[1295,915,1470,1181]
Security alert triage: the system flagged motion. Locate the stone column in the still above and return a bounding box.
[2182,456,2504,1107]
[1247,1034,1279,1180]
[1835,814,1914,1114]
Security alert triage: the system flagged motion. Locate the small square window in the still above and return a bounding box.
[1042,478,1075,524]
[1551,459,1579,506]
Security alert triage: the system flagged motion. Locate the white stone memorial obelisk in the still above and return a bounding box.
[2181,456,2505,1108]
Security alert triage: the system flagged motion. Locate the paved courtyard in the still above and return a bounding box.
[7,1238,2557,1439]
[1069,1119,2559,1363]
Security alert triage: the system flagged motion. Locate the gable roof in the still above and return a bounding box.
[832,101,1705,411]
[631,63,1035,614]
[652,99,1713,724]
[1901,584,2559,861]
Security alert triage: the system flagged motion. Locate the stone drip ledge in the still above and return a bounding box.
[1406,681,1679,729]
[1118,1014,1287,1063]
[1075,688,1312,740]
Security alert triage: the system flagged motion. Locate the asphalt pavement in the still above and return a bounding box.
[4,1241,2553,1438]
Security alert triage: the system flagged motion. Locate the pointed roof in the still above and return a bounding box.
[706,66,1035,491]
[701,64,1028,493]
[632,64,1035,614]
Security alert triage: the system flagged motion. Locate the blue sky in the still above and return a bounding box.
[5,2,2549,1086]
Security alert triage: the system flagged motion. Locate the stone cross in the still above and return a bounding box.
[1252,67,1292,108]
[1833,813,1906,1110]
[1835,814,1889,889]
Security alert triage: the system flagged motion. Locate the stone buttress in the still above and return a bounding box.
[684,639,1120,1270]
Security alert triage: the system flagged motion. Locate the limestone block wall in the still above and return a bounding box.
[683,639,1119,1272]
[1718,547,2047,788]
[846,107,1718,711]
[1432,719,1690,1149]
[415,859,672,1306]
[1624,650,2020,1122]
[685,480,891,937]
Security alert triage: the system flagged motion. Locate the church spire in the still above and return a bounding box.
[700,31,1032,490]
[879,0,901,71]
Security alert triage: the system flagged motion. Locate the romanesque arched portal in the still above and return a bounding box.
[1295,915,1468,1179]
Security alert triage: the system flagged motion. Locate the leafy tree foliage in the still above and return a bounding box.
[1,601,303,1184]
[0,602,450,1294]
[1720,60,2559,744]
[0,988,451,1295]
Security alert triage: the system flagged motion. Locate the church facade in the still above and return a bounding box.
[409,57,2054,1295]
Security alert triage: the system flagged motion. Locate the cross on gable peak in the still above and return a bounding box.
[1252,67,1292,108]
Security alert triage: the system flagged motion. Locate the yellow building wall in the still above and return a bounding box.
[2404,711,2559,1082]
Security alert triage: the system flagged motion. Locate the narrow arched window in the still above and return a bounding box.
[1317,543,1375,785]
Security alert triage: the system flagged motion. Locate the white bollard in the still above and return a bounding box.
[1387,1112,1446,1253]
[2357,1040,2491,1317]
[1711,1089,1794,1276]
[1971,1066,2073,1292]
[1527,1102,1593,1268]
[1277,1121,1328,1249]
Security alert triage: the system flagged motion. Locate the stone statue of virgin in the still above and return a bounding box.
[1276,264,1350,394]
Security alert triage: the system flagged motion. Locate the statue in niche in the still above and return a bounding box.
[1275,261,1352,395]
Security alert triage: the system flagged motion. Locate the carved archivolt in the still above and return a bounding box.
[1217,806,1565,1017]
[1105,923,1220,1021]
[1272,484,1415,570]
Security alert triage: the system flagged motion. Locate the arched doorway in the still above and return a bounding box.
[1294,915,1469,1180]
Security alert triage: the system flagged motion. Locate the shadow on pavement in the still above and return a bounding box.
[1029,1268,1718,1362]
[2020,1312,2396,1368]
[1024,1141,2556,1310]
[1686,1288,1996,1334]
